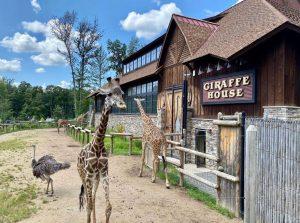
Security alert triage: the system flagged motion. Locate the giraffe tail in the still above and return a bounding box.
[79,184,85,211]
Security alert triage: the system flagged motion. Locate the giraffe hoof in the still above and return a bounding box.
[151,179,155,183]
[138,173,142,177]
[166,184,170,189]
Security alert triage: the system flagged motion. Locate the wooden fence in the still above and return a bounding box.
[245,118,300,223]
[66,124,142,155]
[0,121,56,134]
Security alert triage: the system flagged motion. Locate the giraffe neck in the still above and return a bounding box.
[136,101,152,124]
[91,104,111,155]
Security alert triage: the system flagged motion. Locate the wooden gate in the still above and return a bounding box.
[213,112,244,217]
[165,87,182,134]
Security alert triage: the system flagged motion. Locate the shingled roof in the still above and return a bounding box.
[185,0,300,62]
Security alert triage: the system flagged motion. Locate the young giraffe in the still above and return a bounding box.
[77,78,126,223]
[134,98,170,189]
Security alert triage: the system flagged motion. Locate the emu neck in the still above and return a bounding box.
[91,105,111,156]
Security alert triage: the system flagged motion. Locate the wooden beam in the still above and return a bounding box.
[177,168,219,189]
[212,120,240,126]
[175,146,219,162]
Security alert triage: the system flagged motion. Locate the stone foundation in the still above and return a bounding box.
[189,118,219,169]
[263,106,300,120]
[94,113,157,135]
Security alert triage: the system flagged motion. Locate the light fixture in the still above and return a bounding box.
[216,62,223,71]
[207,64,213,73]
[198,66,204,75]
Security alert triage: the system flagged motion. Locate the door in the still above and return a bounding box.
[164,87,182,133]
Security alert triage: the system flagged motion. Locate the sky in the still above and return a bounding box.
[0,0,240,88]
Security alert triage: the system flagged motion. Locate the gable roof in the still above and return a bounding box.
[185,0,300,63]
[158,14,218,66]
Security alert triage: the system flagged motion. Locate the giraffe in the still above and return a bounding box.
[134,98,170,189]
[57,119,69,134]
[77,77,126,223]
[76,111,89,127]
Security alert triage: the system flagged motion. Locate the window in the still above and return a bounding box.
[146,52,151,64]
[138,57,141,68]
[141,55,146,66]
[156,46,162,59]
[151,49,157,62]
[134,59,138,69]
[113,80,158,114]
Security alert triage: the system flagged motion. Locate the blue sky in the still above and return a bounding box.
[0,0,238,88]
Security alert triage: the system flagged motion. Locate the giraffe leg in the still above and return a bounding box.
[139,142,146,177]
[162,147,170,189]
[100,164,112,223]
[85,178,94,223]
[151,156,159,183]
[92,174,100,223]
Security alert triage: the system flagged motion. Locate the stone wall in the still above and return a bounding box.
[94,113,157,135]
[263,106,300,120]
[188,117,219,169]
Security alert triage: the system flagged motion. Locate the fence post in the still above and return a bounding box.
[110,135,114,155]
[244,125,258,223]
[129,135,133,156]
[179,139,185,187]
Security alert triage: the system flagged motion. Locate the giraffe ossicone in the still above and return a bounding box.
[134,97,170,189]
[77,77,126,223]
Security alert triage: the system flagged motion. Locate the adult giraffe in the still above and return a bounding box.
[134,98,170,189]
[77,77,126,223]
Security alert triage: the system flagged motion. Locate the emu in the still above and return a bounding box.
[31,145,70,195]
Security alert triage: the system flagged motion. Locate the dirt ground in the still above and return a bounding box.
[0,129,241,223]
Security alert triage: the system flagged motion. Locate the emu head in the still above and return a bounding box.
[97,77,126,110]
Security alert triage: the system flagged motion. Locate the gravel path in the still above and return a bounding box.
[0,129,241,223]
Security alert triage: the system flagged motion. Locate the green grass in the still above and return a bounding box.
[0,185,38,223]
[157,164,235,219]
[0,139,27,152]
[68,128,142,156]
[0,173,15,187]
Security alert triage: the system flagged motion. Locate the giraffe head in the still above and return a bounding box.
[97,77,126,110]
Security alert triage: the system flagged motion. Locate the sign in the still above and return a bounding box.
[201,70,255,105]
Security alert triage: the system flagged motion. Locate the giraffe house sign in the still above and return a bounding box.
[200,70,256,105]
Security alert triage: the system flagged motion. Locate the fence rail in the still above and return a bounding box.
[0,121,56,134]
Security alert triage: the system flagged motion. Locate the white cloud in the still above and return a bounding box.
[59,80,71,89]
[12,82,21,87]
[204,9,220,17]
[236,0,244,3]
[1,32,38,53]
[35,67,45,73]
[1,20,66,66]
[153,0,161,6]
[120,3,181,39]
[22,20,48,34]
[31,0,41,13]
[0,59,21,72]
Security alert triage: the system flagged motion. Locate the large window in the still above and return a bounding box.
[123,45,162,74]
[114,80,158,114]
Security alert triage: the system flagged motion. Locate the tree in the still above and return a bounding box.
[89,46,109,89]
[74,19,101,113]
[53,105,64,120]
[0,78,12,122]
[107,39,127,76]
[52,11,78,115]
[127,37,143,56]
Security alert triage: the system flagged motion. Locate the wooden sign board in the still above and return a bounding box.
[201,70,256,105]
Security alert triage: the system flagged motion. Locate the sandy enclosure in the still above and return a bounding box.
[0,129,241,223]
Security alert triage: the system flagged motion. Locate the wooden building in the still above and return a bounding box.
[90,0,300,151]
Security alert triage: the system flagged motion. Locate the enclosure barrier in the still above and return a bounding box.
[0,121,56,134]
[66,124,142,155]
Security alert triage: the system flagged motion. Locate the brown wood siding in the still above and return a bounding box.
[158,30,299,119]
[189,32,299,118]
